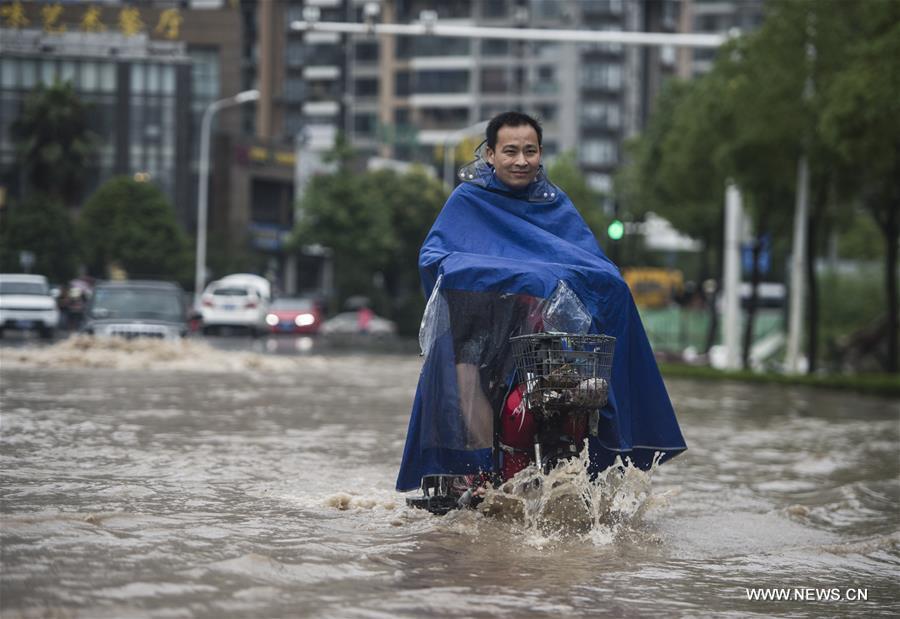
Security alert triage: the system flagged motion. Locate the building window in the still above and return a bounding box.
[395,71,410,96]
[286,4,305,26]
[83,61,101,91]
[534,42,561,59]
[60,61,76,85]
[354,113,376,135]
[531,0,562,20]
[581,63,622,90]
[251,178,292,226]
[480,104,510,121]
[582,102,620,129]
[397,36,470,58]
[419,107,469,130]
[284,112,304,138]
[534,104,557,123]
[287,40,306,66]
[160,65,174,94]
[354,78,378,97]
[354,41,378,62]
[21,59,36,89]
[414,70,470,94]
[40,60,56,86]
[480,68,508,94]
[606,0,624,14]
[147,64,161,93]
[482,1,508,18]
[1,58,17,89]
[284,76,306,101]
[588,173,613,194]
[532,65,557,94]
[482,39,509,56]
[189,49,220,102]
[580,139,617,165]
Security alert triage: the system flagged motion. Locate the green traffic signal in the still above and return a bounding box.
[607,219,624,240]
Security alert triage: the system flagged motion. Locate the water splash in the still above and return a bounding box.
[2,335,311,373]
[477,445,666,546]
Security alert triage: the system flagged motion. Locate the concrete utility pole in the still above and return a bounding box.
[785,17,816,374]
[784,156,809,373]
[723,183,744,370]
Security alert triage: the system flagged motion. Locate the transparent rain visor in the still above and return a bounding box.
[417,280,591,451]
[457,140,561,204]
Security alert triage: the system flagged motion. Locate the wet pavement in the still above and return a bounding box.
[1,336,898,617]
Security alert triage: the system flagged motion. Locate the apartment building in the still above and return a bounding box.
[677,0,765,77]
[2,0,764,293]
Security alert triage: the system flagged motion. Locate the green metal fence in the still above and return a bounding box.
[639,307,785,353]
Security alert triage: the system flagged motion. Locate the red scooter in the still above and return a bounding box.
[407,332,615,515]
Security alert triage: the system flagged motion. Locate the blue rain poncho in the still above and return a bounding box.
[396,159,686,492]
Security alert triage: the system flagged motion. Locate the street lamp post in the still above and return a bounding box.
[194,89,260,308]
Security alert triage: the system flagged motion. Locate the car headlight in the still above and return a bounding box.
[265,313,279,326]
[295,313,315,327]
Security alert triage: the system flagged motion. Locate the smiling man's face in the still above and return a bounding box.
[485,124,542,190]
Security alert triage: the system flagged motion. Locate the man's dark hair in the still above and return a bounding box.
[486,111,543,150]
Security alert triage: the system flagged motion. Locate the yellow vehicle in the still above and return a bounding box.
[623,268,684,308]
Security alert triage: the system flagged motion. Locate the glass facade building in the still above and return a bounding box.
[0,30,191,224]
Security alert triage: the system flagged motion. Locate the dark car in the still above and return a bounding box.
[83,280,188,339]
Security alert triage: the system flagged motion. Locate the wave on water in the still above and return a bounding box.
[318,446,669,547]
[1,335,309,373]
[316,448,668,546]
[475,447,667,547]
[817,531,900,556]
[324,492,399,512]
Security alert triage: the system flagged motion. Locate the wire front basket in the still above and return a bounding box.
[509,332,616,417]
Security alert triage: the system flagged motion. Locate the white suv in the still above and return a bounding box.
[200,274,271,336]
[0,274,60,339]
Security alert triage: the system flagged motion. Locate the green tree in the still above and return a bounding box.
[620,0,876,370]
[78,176,192,284]
[713,33,801,368]
[10,81,97,206]
[206,231,259,281]
[721,0,860,372]
[292,163,447,334]
[820,0,900,373]
[0,193,78,282]
[547,151,608,240]
[617,75,732,352]
[371,167,448,332]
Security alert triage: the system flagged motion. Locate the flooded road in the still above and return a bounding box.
[1,337,898,617]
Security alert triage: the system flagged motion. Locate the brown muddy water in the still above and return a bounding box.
[1,337,898,618]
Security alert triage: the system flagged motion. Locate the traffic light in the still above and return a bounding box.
[607,219,624,241]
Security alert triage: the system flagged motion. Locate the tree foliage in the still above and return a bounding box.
[10,81,97,206]
[547,151,608,240]
[616,0,899,372]
[292,164,448,334]
[78,176,192,284]
[0,193,79,282]
[819,0,900,372]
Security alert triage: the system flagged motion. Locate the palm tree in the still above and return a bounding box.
[10,81,97,207]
